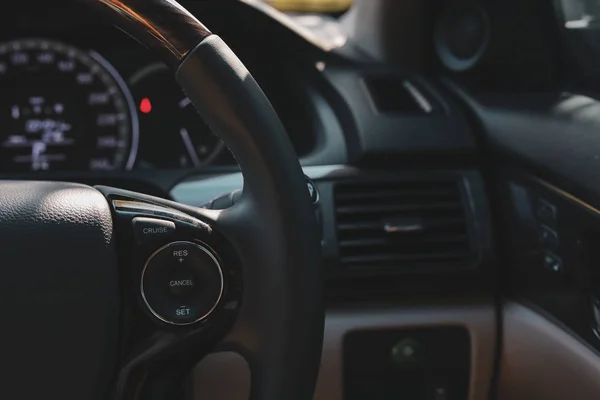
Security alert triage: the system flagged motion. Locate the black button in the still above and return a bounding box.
[390,338,423,366]
[536,198,557,226]
[141,241,223,325]
[168,267,197,297]
[133,217,175,244]
[543,251,562,272]
[304,175,319,205]
[538,224,559,247]
[431,384,449,400]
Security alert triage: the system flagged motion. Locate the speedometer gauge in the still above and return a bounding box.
[0,39,139,172]
[129,63,224,169]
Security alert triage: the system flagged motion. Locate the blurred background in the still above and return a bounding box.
[261,0,353,13]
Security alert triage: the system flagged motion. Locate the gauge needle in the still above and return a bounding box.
[179,128,201,167]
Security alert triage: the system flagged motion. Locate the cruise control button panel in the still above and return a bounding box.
[141,241,223,325]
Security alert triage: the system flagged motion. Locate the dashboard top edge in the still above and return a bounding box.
[169,165,481,206]
[170,165,350,206]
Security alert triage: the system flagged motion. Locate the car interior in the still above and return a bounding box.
[1,0,599,399]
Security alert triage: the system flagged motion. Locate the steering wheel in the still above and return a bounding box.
[0,1,323,399]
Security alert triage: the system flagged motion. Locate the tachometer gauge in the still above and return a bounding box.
[0,39,139,172]
[129,63,224,169]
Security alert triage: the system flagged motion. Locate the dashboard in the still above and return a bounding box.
[0,2,321,178]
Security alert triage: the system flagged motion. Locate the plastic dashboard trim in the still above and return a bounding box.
[190,300,497,400]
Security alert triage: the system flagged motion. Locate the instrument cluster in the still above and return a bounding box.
[0,36,234,173]
[0,0,321,175]
[0,27,320,175]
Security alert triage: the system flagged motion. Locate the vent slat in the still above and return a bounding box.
[334,178,472,273]
[341,252,468,264]
[339,234,468,248]
[338,217,466,231]
[336,188,459,201]
[336,202,462,215]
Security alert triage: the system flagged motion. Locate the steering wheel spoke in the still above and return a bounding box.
[95,186,243,399]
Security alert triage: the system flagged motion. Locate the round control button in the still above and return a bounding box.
[168,267,197,297]
[141,241,223,325]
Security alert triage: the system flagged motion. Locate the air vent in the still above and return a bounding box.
[363,76,442,114]
[334,178,473,273]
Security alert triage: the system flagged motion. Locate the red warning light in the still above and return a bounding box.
[139,97,152,114]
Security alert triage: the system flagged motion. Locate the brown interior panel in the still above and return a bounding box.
[498,302,600,400]
[191,299,496,399]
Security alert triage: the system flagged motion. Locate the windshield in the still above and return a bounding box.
[561,0,600,29]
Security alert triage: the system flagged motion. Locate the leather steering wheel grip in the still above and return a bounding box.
[86,1,324,399]
[178,37,324,400]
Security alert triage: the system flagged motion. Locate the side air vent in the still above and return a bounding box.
[334,178,473,273]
